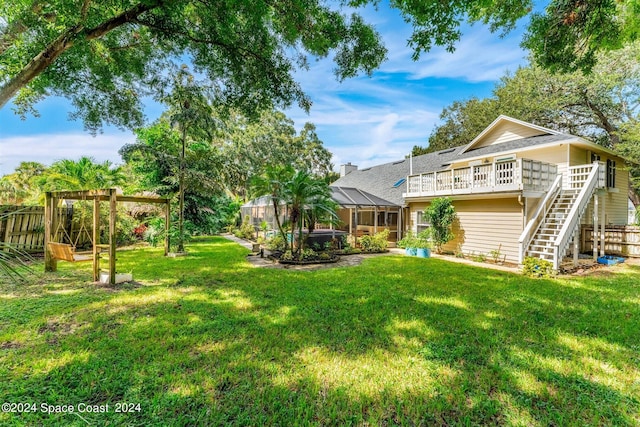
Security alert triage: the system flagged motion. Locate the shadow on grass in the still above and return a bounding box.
[0,237,638,425]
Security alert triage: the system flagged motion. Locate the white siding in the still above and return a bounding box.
[572,148,630,226]
[409,199,523,263]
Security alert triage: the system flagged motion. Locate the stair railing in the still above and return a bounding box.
[552,162,602,271]
[518,174,563,264]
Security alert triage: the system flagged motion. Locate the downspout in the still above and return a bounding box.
[517,194,525,228]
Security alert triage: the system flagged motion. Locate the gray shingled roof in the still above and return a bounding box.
[331,133,575,206]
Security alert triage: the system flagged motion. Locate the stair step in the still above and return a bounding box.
[527,252,554,260]
[529,246,556,252]
[528,249,554,255]
[532,239,555,245]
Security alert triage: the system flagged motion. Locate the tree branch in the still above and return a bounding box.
[581,90,620,144]
[0,0,163,109]
[0,0,46,56]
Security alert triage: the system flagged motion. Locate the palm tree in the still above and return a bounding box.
[284,170,337,257]
[164,66,214,253]
[250,165,295,252]
[37,157,125,192]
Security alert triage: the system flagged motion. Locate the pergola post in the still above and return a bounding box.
[92,196,100,282]
[109,189,117,285]
[45,189,170,281]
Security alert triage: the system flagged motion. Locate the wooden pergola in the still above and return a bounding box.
[44,189,170,284]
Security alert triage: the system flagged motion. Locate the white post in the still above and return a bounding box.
[593,194,599,261]
[573,232,579,266]
[600,194,606,257]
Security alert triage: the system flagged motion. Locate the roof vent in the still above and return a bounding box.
[438,148,456,155]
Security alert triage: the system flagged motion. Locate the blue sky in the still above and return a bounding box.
[0,3,531,176]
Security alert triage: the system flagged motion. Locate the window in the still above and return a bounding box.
[413,210,430,233]
[607,159,616,188]
[392,178,406,188]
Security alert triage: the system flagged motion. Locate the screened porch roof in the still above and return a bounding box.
[330,186,399,208]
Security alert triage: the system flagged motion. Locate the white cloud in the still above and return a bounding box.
[0,133,134,175]
[381,26,527,82]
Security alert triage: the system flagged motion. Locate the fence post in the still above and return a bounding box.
[44,192,57,272]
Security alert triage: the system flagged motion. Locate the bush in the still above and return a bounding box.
[143,217,165,247]
[397,230,417,249]
[301,248,317,260]
[424,197,456,253]
[233,216,255,240]
[359,229,390,252]
[114,208,138,246]
[522,256,554,278]
[265,234,286,252]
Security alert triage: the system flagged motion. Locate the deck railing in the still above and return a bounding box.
[405,159,558,197]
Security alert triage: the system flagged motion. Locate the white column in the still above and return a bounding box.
[593,194,599,261]
[600,194,606,257]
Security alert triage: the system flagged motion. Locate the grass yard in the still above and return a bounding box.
[1,236,639,426]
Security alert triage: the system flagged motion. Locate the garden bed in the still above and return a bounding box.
[278,255,340,265]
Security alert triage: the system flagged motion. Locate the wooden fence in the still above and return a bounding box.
[1,205,92,252]
[581,224,640,257]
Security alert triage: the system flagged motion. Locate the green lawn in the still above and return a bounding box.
[1,236,638,426]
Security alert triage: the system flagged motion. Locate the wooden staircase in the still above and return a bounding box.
[519,162,606,271]
[525,190,580,261]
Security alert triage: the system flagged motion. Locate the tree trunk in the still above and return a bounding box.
[177,126,186,253]
[272,199,288,253]
[630,186,640,208]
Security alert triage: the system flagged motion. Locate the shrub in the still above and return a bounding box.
[133,224,147,240]
[416,229,432,249]
[143,217,165,247]
[265,234,286,252]
[522,256,554,278]
[397,230,417,249]
[234,216,255,240]
[489,245,503,263]
[301,248,317,260]
[423,197,456,253]
[359,229,390,252]
[280,250,294,261]
[472,253,486,263]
